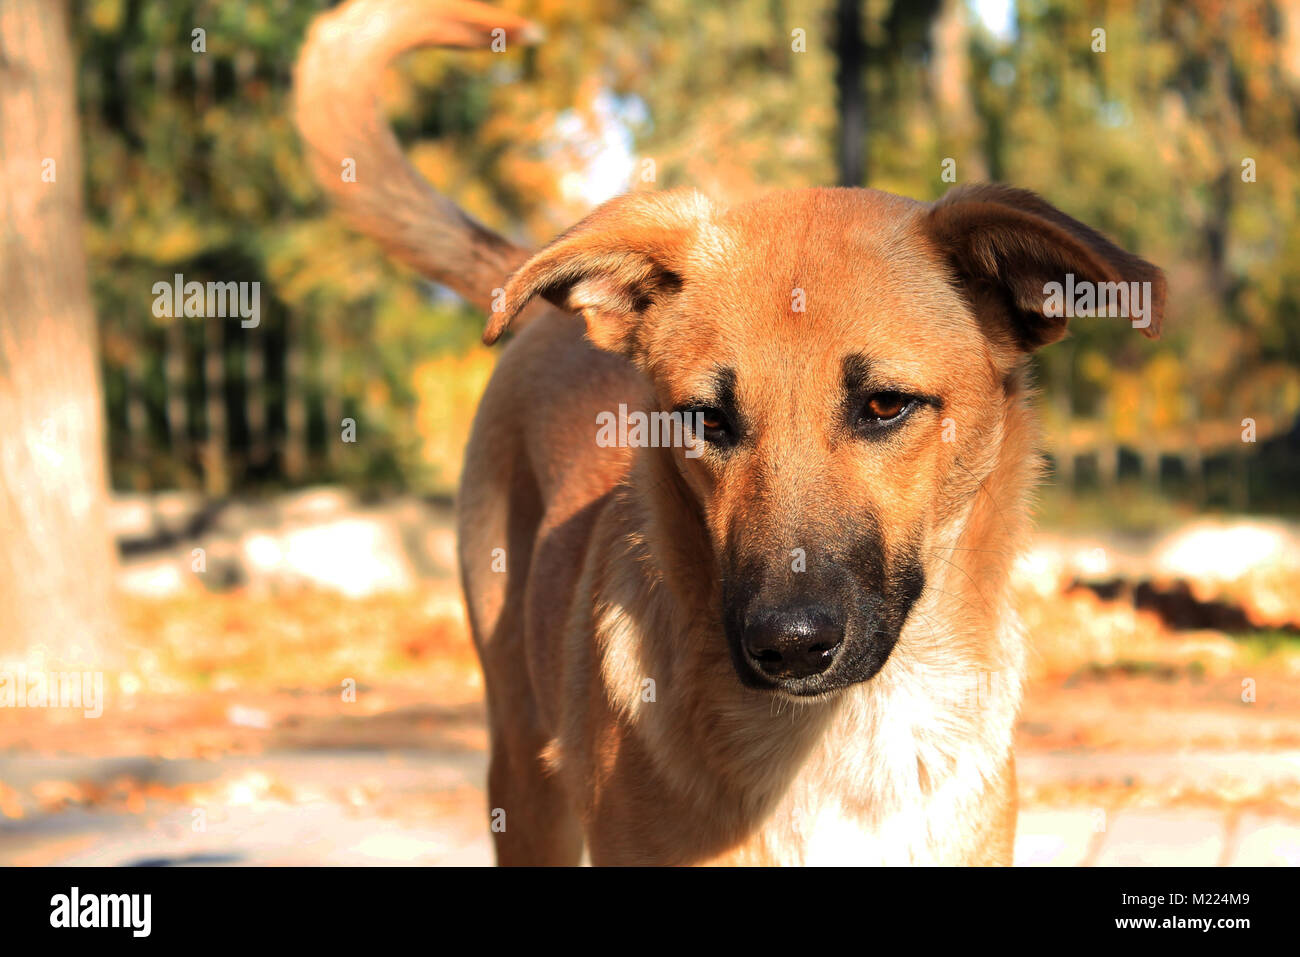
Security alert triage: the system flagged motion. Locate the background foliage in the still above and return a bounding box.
[72,0,1300,511]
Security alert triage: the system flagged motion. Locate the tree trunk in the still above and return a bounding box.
[834,0,866,186]
[929,0,988,181]
[0,0,118,665]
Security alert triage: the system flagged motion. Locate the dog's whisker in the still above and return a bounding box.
[922,554,997,615]
[924,544,1009,556]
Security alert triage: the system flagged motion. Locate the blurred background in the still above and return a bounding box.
[1,0,1299,865]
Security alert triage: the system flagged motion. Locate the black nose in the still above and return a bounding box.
[742,606,844,680]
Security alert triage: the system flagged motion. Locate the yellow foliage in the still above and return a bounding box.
[88,0,124,31]
[148,219,204,262]
[412,348,499,493]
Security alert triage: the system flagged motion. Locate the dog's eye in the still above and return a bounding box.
[686,406,734,444]
[865,393,907,419]
[857,392,915,430]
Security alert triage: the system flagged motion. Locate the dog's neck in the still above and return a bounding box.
[590,373,1039,860]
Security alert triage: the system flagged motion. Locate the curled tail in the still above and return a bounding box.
[293,0,539,313]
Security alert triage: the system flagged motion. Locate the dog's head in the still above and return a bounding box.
[488,185,1165,697]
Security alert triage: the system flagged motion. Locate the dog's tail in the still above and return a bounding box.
[293,0,538,314]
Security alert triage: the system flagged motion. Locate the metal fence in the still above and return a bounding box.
[101,313,358,495]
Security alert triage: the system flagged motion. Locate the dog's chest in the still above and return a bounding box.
[774,800,909,866]
[723,698,1000,866]
[751,771,931,866]
[742,766,986,866]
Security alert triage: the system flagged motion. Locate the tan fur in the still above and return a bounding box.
[296,0,1165,866]
[293,0,534,312]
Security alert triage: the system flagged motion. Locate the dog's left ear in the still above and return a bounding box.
[483,188,713,356]
[923,183,1166,351]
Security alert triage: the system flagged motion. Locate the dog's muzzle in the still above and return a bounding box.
[739,604,844,683]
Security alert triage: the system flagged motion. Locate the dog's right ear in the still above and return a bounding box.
[483,189,713,356]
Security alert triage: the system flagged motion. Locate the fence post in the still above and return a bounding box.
[125,349,150,490]
[202,318,228,496]
[165,319,189,482]
[284,320,307,481]
[244,324,265,470]
[322,345,342,471]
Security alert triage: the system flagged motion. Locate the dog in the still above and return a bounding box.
[296,0,1165,865]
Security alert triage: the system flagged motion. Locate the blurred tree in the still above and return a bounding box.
[962,0,1300,480]
[72,0,841,494]
[66,0,1300,506]
[835,0,867,184]
[0,0,118,662]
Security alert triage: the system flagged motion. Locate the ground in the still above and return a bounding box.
[3,508,1299,866]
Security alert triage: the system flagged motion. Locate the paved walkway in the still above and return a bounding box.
[0,751,492,866]
[1014,750,1300,866]
[3,748,1298,866]
[1016,808,1300,866]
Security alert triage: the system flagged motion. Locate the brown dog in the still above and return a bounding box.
[296,0,1165,865]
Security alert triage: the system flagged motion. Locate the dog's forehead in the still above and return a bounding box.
[716,186,927,232]
[684,187,963,314]
[715,187,924,255]
[656,188,983,384]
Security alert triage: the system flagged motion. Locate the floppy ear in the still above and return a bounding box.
[923,184,1166,351]
[483,188,713,356]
